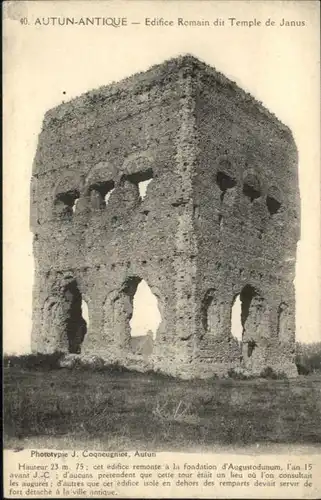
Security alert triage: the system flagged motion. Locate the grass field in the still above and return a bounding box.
[4,357,321,451]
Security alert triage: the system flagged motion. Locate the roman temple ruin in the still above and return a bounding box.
[30,55,300,378]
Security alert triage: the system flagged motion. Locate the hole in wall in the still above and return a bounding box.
[90,180,115,209]
[125,169,153,201]
[81,299,89,328]
[216,171,237,203]
[216,171,237,192]
[63,280,87,354]
[240,284,257,327]
[231,285,259,350]
[247,339,257,358]
[267,196,281,215]
[231,294,242,342]
[129,279,161,341]
[138,179,152,200]
[105,188,115,205]
[277,302,289,342]
[202,290,223,336]
[242,174,261,202]
[72,198,79,213]
[55,189,80,218]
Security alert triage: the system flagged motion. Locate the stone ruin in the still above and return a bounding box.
[30,55,300,378]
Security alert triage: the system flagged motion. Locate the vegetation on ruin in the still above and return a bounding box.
[3,346,321,450]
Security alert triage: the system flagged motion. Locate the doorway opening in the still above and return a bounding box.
[63,280,88,354]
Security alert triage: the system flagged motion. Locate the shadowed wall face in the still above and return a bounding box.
[30,56,300,378]
[193,65,299,377]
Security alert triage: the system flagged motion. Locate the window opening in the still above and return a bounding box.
[63,280,87,354]
[267,196,281,215]
[231,294,242,342]
[126,169,153,201]
[216,171,237,202]
[129,279,161,340]
[138,179,152,200]
[202,290,223,336]
[55,189,80,218]
[247,339,257,358]
[90,180,115,208]
[243,174,261,202]
[277,302,289,342]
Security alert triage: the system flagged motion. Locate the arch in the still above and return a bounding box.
[85,161,116,188]
[42,297,67,353]
[54,189,80,218]
[130,279,161,340]
[267,186,282,215]
[233,284,270,367]
[215,157,237,203]
[104,276,162,354]
[239,284,258,328]
[124,169,154,201]
[42,279,88,354]
[231,294,242,342]
[202,289,224,336]
[230,284,265,363]
[122,151,154,174]
[277,302,290,342]
[242,173,261,202]
[89,180,115,209]
[82,298,90,328]
[63,280,88,354]
[53,170,84,196]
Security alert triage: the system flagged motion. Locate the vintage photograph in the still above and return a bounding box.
[3,0,320,480]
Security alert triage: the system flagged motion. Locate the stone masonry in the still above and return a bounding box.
[30,55,300,378]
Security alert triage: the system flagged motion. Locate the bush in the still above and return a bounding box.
[227,368,253,380]
[3,352,63,371]
[295,342,321,374]
[259,366,287,380]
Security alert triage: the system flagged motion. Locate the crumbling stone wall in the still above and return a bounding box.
[30,55,300,378]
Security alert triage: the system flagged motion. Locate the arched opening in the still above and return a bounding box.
[125,169,154,201]
[72,198,80,213]
[241,285,266,366]
[138,179,153,200]
[106,277,162,355]
[105,188,115,205]
[231,294,242,342]
[63,280,87,354]
[216,171,237,202]
[202,289,224,336]
[129,279,161,340]
[230,285,259,361]
[240,284,257,329]
[242,174,261,202]
[267,196,281,215]
[55,189,80,219]
[81,298,89,328]
[277,302,289,342]
[90,180,115,209]
[266,186,282,215]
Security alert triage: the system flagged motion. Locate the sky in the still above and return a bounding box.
[3,0,320,354]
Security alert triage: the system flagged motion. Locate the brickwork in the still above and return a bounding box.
[30,56,300,378]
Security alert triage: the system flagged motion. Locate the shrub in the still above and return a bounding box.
[3,352,63,371]
[259,366,287,380]
[295,342,321,374]
[227,368,253,380]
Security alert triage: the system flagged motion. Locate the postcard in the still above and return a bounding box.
[3,0,321,498]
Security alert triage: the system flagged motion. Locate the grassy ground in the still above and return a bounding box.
[4,360,321,451]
